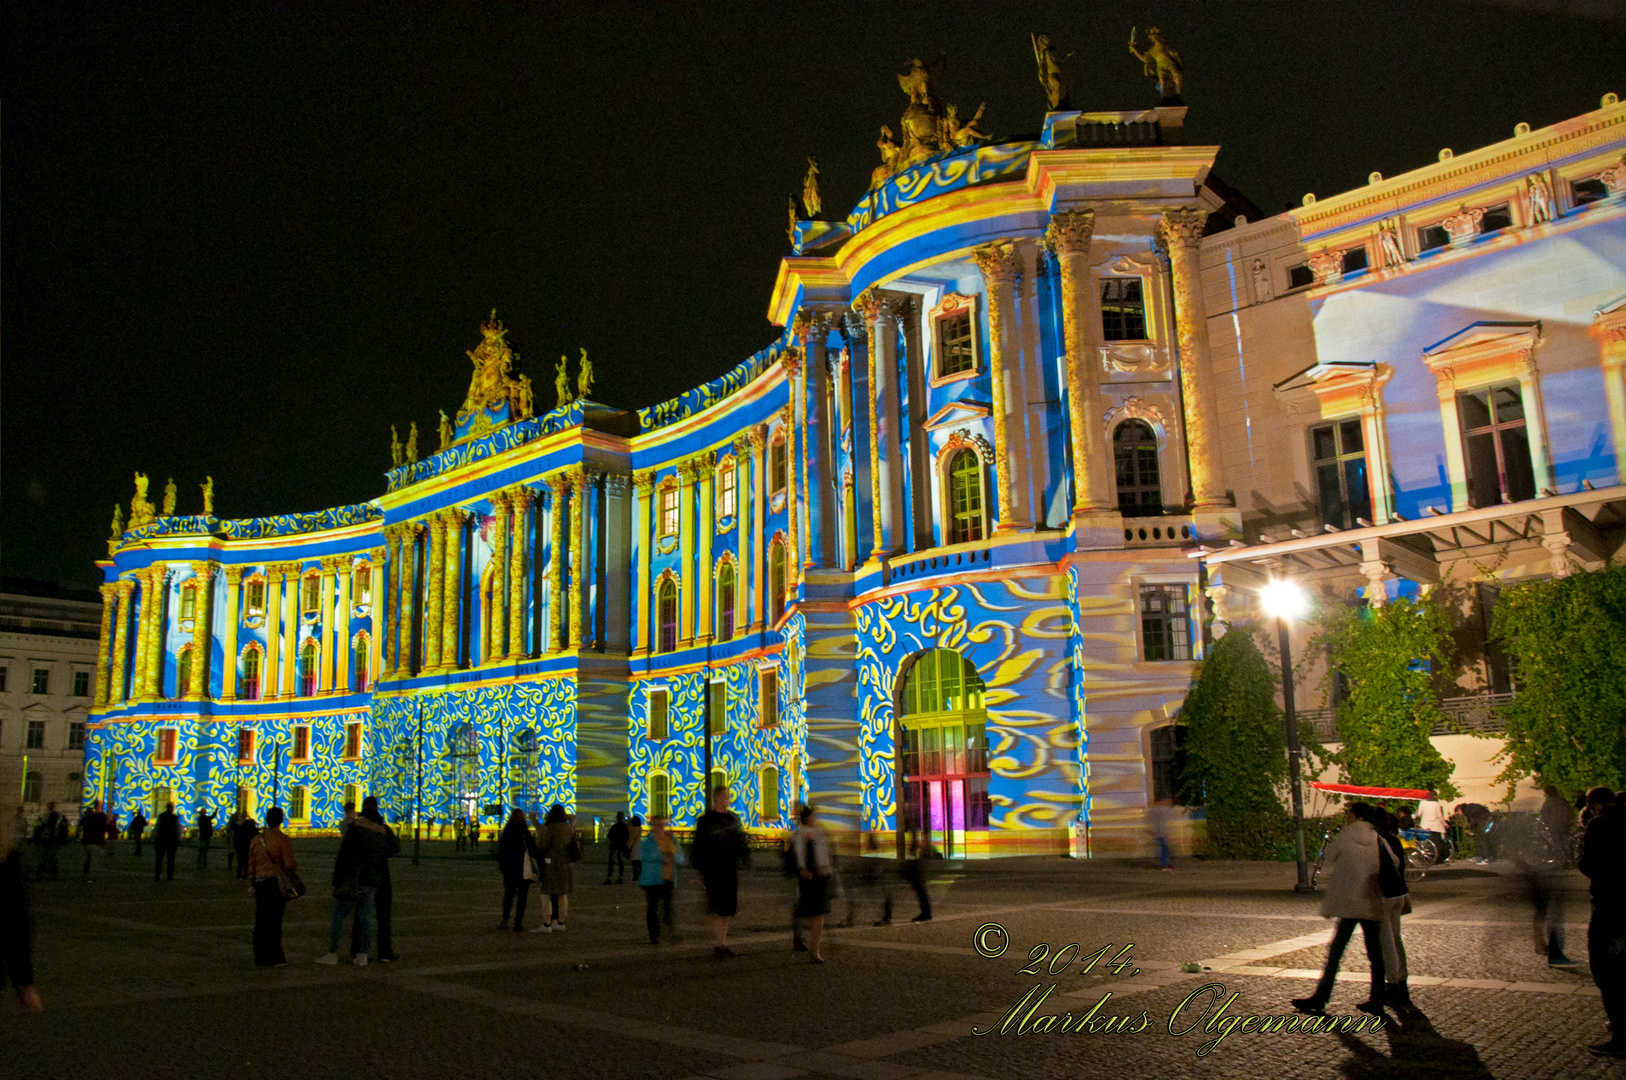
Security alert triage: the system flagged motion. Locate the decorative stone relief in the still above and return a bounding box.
[1307,249,1344,286]
[1440,204,1485,244]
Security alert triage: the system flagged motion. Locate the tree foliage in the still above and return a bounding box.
[1491,564,1626,800]
[1312,592,1459,800]
[1179,629,1292,859]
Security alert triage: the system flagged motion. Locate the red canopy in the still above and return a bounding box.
[1309,781,1432,800]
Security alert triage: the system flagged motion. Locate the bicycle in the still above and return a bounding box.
[1310,829,1332,889]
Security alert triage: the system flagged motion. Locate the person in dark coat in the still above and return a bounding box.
[152,803,181,881]
[497,809,539,932]
[129,811,148,857]
[1578,788,1626,1059]
[690,783,750,958]
[317,807,392,965]
[533,804,576,932]
[195,810,214,869]
[1292,802,1387,1017]
[233,814,257,880]
[605,811,630,884]
[2,802,42,1014]
[246,808,296,968]
[37,803,62,880]
[349,798,400,962]
[79,801,110,880]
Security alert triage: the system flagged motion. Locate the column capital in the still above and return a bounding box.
[603,473,631,497]
[188,560,216,580]
[547,470,572,496]
[508,485,537,511]
[368,546,387,563]
[1045,207,1096,255]
[487,490,511,512]
[319,555,346,574]
[633,469,657,496]
[852,287,884,326]
[777,403,794,428]
[223,565,247,586]
[115,577,136,597]
[1156,206,1208,251]
[445,507,467,528]
[677,457,701,483]
[748,425,768,453]
[694,450,717,473]
[778,345,803,379]
[732,433,753,458]
[972,240,1021,285]
[568,464,590,492]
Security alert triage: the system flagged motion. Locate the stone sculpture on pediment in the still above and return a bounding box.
[1251,258,1273,304]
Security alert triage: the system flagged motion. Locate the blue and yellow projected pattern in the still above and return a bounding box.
[636,333,793,434]
[854,576,1079,835]
[845,142,1039,233]
[120,503,383,543]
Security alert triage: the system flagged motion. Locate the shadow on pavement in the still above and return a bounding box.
[1335,1008,1492,1080]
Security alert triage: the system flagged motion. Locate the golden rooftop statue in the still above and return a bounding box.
[390,425,403,467]
[130,472,155,528]
[161,477,178,517]
[787,195,799,242]
[109,504,124,548]
[802,156,822,218]
[456,309,529,439]
[870,126,901,191]
[200,475,214,515]
[1032,34,1070,111]
[576,348,594,401]
[1129,26,1184,102]
[555,355,574,410]
[406,421,419,464]
[439,409,454,450]
[879,56,985,175]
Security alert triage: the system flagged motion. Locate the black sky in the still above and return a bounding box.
[3,1,1622,589]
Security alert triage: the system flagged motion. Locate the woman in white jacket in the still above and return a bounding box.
[1293,803,1388,1015]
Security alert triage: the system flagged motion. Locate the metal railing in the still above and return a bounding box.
[1297,692,1514,743]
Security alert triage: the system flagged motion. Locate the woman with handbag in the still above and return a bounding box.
[498,809,539,932]
[1291,802,1387,1016]
[248,808,299,968]
[533,804,575,932]
[1374,807,1414,1013]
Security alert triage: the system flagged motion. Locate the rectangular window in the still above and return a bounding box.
[1572,178,1609,206]
[647,688,668,741]
[649,773,670,819]
[72,670,91,697]
[31,668,49,695]
[343,722,363,760]
[245,579,265,615]
[1140,584,1192,662]
[1288,263,1314,289]
[236,785,254,817]
[707,681,725,738]
[237,728,255,765]
[355,565,372,606]
[937,309,975,377]
[1150,725,1190,803]
[344,783,360,812]
[720,464,737,519]
[1459,384,1536,508]
[760,766,779,822]
[1480,203,1513,232]
[23,772,42,804]
[301,575,319,613]
[27,720,46,749]
[151,786,172,817]
[659,485,680,537]
[1417,223,1451,253]
[290,786,309,821]
[771,437,788,494]
[1341,248,1368,274]
[68,721,86,750]
[180,586,196,621]
[156,728,177,763]
[1309,419,1371,530]
[759,669,779,729]
[0,667,7,692]
[293,724,311,761]
[1099,277,1147,341]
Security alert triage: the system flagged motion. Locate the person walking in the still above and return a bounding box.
[38,803,62,881]
[627,816,644,882]
[901,831,933,922]
[1373,807,1413,1013]
[2,802,42,1014]
[794,804,833,963]
[195,810,214,870]
[233,814,257,880]
[455,816,466,852]
[1578,787,1625,1058]
[350,798,400,962]
[223,813,238,876]
[1147,798,1174,871]
[604,811,629,885]
[1532,784,1578,967]
[316,806,390,966]
[1416,792,1448,862]
[498,809,539,932]
[79,801,110,881]
[690,783,750,958]
[635,815,682,944]
[1292,803,1386,1016]
[533,804,576,932]
[129,811,148,858]
[247,808,296,968]
[152,802,181,882]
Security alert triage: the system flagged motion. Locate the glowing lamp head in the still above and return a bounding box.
[1260,579,1310,621]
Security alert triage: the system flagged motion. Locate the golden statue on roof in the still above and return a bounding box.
[130,472,155,528]
[1129,27,1184,102]
[456,310,530,440]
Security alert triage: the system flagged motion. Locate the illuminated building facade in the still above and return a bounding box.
[87,80,1626,855]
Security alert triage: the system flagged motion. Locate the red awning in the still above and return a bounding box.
[1309,781,1432,800]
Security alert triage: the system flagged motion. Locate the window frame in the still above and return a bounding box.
[244,576,266,617]
[343,721,364,761]
[300,572,320,615]
[31,668,50,695]
[1308,417,1372,530]
[648,771,671,820]
[68,721,86,750]
[1149,723,1197,805]
[292,723,311,762]
[299,639,318,697]
[26,718,46,750]
[760,765,780,823]
[239,645,262,701]
[290,785,310,823]
[354,563,372,608]
[1112,419,1164,517]
[769,539,788,624]
[647,686,669,741]
[759,668,779,729]
[72,670,91,698]
[718,459,738,520]
[942,446,988,546]
[716,561,736,643]
[175,645,193,699]
[237,727,256,766]
[179,581,198,623]
[155,727,178,765]
[1137,581,1195,663]
[770,432,789,495]
[1099,275,1149,342]
[928,293,980,385]
[658,481,681,539]
[1458,383,1537,508]
[352,630,371,692]
[656,577,679,654]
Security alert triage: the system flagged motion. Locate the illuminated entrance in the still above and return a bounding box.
[895,648,991,859]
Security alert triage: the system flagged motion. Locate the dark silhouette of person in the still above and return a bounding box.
[153,802,181,881]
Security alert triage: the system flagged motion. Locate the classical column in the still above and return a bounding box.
[795,312,837,569]
[150,566,173,699]
[631,470,655,657]
[1159,207,1228,511]
[369,546,386,685]
[187,562,214,698]
[482,494,506,662]
[676,457,698,646]
[335,560,352,692]
[424,513,446,671]
[1047,209,1115,519]
[507,488,533,659]
[695,452,716,645]
[280,565,299,698]
[1590,302,1626,485]
[263,563,284,699]
[731,437,754,632]
[382,527,401,677]
[222,566,243,701]
[95,584,115,706]
[443,510,465,670]
[750,426,768,631]
[400,529,420,676]
[131,569,153,700]
[974,241,1027,531]
[779,399,800,573]
[317,557,338,692]
[856,291,887,557]
[569,469,589,650]
[546,474,569,652]
[110,579,134,704]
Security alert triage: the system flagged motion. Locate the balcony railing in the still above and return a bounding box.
[1296,692,1515,743]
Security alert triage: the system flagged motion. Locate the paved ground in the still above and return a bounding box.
[3,839,1616,1080]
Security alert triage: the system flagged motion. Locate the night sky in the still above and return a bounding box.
[4,2,1622,590]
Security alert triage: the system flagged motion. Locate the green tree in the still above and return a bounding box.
[1491,564,1626,800]
[1178,629,1291,859]
[1314,593,1458,799]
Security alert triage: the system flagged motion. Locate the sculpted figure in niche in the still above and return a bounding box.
[1129,26,1184,102]
[406,422,418,464]
[576,348,594,401]
[555,355,574,410]
[130,472,155,528]
[1378,223,1406,268]
[1032,33,1070,111]
[1251,259,1273,304]
[1527,174,1556,224]
[200,475,214,515]
[161,477,177,517]
[390,425,403,467]
[513,376,534,420]
[870,126,901,191]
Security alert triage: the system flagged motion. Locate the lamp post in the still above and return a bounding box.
[1260,578,1314,893]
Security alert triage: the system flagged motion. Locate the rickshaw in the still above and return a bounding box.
[1307,781,1438,887]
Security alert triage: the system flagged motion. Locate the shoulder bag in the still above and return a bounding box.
[256,834,307,901]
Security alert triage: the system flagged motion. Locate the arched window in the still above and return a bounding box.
[769,540,787,624]
[657,578,679,654]
[896,647,991,858]
[947,449,985,545]
[175,647,193,699]
[648,771,670,819]
[353,632,371,692]
[717,563,736,642]
[299,639,318,697]
[709,768,728,801]
[759,765,780,822]
[240,646,262,701]
[1114,419,1163,516]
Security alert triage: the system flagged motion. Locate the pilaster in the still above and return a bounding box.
[749,427,768,631]
[335,560,352,691]
[487,493,509,663]
[424,512,446,671]
[95,584,115,706]
[280,564,299,698]
[264,563,284,698]
[676,457,699,646]
[569,468,589,650]
[442,511,465,670]
[399,529,420,677]
[110,579,134,704]
[383,527,401,677]
[187,561,214,699]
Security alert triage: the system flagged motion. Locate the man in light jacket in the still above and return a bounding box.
[1293,802,1387,1016]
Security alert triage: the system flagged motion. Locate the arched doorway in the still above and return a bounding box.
[895,647,991,859]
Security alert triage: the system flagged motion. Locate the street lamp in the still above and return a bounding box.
[1260,578,1314,893]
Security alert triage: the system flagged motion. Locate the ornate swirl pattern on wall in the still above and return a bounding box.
[636,334,792,434]
[384,403,596,493]
[846,142,1038,234]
